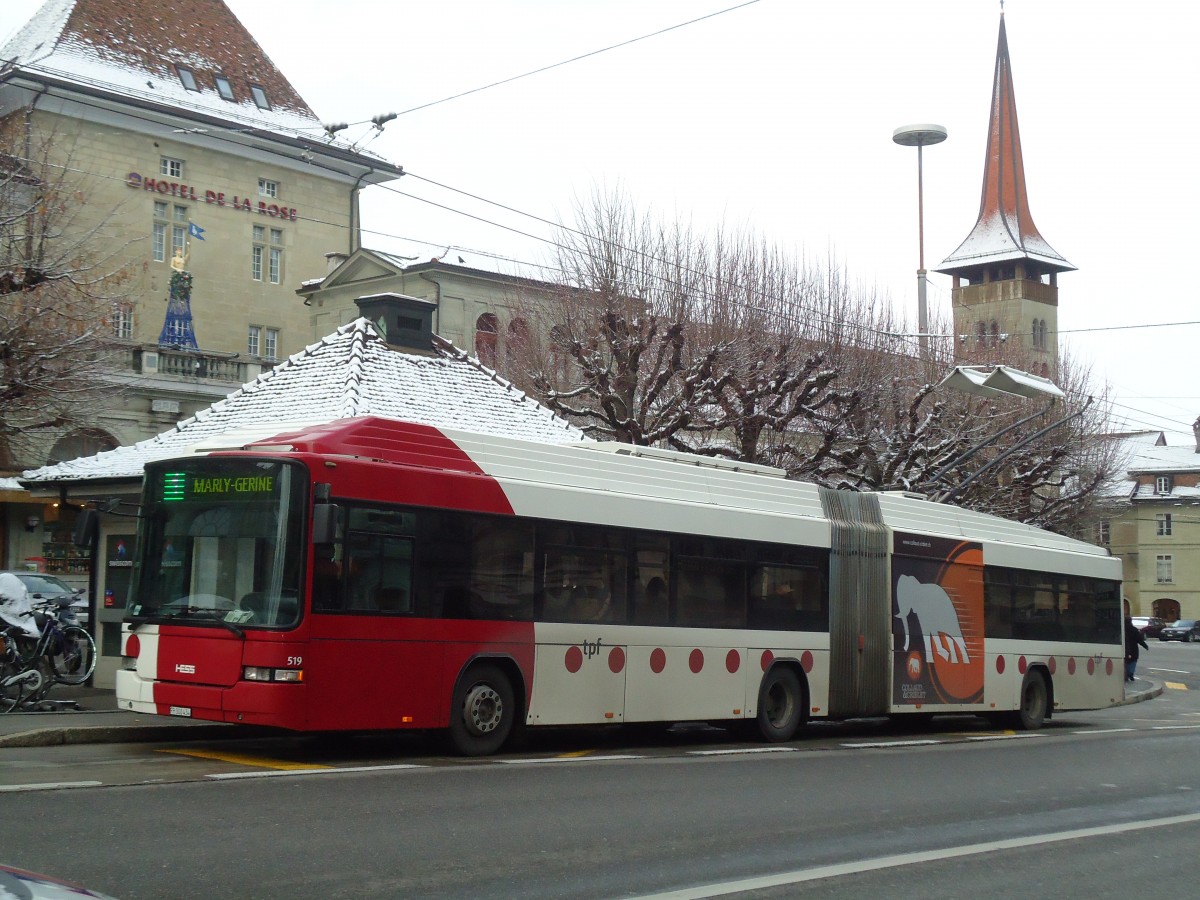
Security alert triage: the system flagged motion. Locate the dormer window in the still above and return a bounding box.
[250,85,270,110]
[1155,475,1173,495]
[214,75,235,101]
[176,66,199,92]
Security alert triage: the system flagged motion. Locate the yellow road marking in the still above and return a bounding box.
[1165,681,1188,691]
[558,749,595,758]
[157,748,332,770]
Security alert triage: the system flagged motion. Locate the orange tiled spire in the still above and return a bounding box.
[936,15,1073,275]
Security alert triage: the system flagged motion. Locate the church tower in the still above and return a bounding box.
[935,13,1072,377]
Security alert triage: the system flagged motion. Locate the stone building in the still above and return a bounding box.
[1,0,402,579]
[1099,425,1200,622]
[936,13,1071,377]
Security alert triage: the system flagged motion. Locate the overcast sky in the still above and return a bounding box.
[4,0,1198,441]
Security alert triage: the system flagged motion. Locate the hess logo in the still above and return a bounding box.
[175,663,196,674]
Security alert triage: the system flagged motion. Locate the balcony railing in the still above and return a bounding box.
[122,345,272,383]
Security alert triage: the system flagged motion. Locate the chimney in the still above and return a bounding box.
[354,292,437,354]
[324,251,349,274]
[1193,416,1200,453]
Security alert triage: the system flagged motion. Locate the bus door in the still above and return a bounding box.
[819,489,890,718]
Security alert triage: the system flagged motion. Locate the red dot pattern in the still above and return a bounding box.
[608,646,625,674]
[689,649,704,673]
[565,646,583,673]
[725,649,740,674]
[650,648,666,674]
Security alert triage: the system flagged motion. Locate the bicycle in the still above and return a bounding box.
[2,625,37,711]
[1,596,96,711]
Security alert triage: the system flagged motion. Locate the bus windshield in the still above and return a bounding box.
[129,459,306,628]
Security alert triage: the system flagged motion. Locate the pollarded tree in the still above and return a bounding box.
[510,187,1119,536]
[518,189,735,446]
[0,119,133,471]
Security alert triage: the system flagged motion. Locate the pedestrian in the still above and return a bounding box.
[1124,615,1149,683]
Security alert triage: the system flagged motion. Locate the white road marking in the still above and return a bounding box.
[207,764,425,780]
[0,781,103,792]
[840,739,942,748]
[499,754,642,764]
[630,811,1200,899]
[965,732,1045,741]
[1077,728,1135,734]
[1146,667,1190,674]
[1151,724,1200,731]
[688,747,797,756]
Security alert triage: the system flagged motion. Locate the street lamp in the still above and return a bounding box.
[893,123,948,356]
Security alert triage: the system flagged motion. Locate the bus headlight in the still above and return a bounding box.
[243,666,303,683]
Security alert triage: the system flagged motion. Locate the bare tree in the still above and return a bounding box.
[508,187,1119,535]
[0,118,132,470]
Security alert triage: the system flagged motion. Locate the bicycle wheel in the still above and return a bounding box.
[52,625,97,685]
[1,657,25,712]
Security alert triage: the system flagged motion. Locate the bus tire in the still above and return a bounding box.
[755,666,806,743]
[1011,670,1049,730]
[448,663,516,756]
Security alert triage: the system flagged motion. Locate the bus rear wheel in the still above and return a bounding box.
[755,666,806,742]
[448,664,516,756]
[1010,670,1049,730]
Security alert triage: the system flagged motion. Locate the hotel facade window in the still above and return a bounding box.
[251,225,265,280]
[160,157,183,178]
[153,202,187,262]
[264,327,279,360]
[152,201,167,261]
[111,304,133,340]
[248,325,260,356]
[269,228,283,284]
[258,178,278,198]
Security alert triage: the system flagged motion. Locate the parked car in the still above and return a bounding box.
[1131,616,1166,639]
[0,863,117,899]
[0,570,88,626]
[1159,619,1200,642]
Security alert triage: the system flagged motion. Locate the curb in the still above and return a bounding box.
[0,723,249,749]
[1112,678,1164,708]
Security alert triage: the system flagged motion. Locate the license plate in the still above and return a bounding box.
[169,706,192,717]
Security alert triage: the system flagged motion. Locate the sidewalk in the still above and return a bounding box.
[0,683,252,749]
[1,676,1167,750]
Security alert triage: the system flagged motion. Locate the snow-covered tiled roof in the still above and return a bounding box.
[21,319,584,484]
[2,0,352,148]
[1124,442,1200,476]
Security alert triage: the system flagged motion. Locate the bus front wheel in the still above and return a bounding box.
[755,666,806,742]
[448,664,516,756]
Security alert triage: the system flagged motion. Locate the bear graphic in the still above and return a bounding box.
[895,575,971,664]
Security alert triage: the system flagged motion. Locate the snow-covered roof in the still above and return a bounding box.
[20,319,584,484]
[1125,442,1200,476]
[1,0,393,171]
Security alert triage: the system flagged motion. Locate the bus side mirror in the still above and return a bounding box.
[311,503,340,546]
[73,509,99,548]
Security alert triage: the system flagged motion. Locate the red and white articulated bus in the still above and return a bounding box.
[114,416,1124,755]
